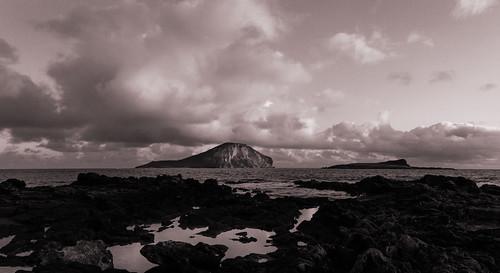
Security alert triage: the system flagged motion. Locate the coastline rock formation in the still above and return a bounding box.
[136,142,273,168]
[0,173,498,272]
[325,159,454,169]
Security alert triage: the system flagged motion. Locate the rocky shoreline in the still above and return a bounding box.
[0,173,499,272]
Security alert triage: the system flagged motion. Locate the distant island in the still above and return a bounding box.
[136,142,273,168]
[324,159,455,170]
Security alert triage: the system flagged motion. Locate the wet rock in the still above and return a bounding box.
[220,254,271,273]
[350,248,397,273]
[140,241,228,271]
[418,175,479,193]
[232,231,258,243]
[73,173,113,186]
[0,179,26,192]
[0,173,498,273]
[356,176,402,195]
[38,240,113,271]
[296,244,329,272]
[33,262,128,273]
[387,234,428,259]
[481,184,500,195]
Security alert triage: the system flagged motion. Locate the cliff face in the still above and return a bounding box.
[136,143,273,168]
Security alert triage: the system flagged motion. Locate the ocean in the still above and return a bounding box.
[1,168,499,198]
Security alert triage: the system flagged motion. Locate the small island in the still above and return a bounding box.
[324,159,454,170]
[136,143,273,168]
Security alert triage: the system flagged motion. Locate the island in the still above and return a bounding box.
[324,159,454,169]
[136,142,273,168]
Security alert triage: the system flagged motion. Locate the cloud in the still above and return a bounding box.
[0,64,79,142]
[145,121,500,168]
[263,122,500,168]
[479,83,497,91]
[328,31,393,64]
[407,32,434,47]
[0,38,18,64]
[21,0,309,149]
[429,70,455,83]
[388,72,412,85]
[2,1,500,169]
[453,0,497,17]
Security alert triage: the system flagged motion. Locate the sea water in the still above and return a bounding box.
[0,168,498,198]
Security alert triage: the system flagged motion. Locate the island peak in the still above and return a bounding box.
[136,143,273,168]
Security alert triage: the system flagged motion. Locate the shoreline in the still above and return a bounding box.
[0,173,499,272]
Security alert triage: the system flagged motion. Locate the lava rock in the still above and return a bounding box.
[73,173,111,186]
[481,184,500,195]
[418,175,479,193]
[350,248,397,273]
[38,240,113,271]
[140,241,228,271]
[0,178,26,192]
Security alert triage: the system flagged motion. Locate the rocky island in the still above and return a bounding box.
[325,159,454,170]
[136,143,273,168]
[0,173,499,272]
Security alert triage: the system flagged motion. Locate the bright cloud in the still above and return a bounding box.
[453,0,497,17]
[328,31,392,64]
[407,32,434,47]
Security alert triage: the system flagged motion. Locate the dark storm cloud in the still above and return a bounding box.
[0,38,18,64]
[29,0,309,150]
[429,70,455,83]
[387,72,412,85]
[0,65,79,143]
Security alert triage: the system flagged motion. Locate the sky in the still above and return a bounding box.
[0,0,500,169]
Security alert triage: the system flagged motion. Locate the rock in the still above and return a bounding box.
[140,241,228,271]
[387,234,428,259]
[0,179,26,192]
[0,173,498,273]
[232,232,258,243]
[296,244,329,272]
[418,175,479,193]
[220,254,271,273]
[73,173,111,186]
[33,262,128,273]
[481,184,500,195]
[350,248,397,273]
[39,240,113,271]
[356,176,402,194]
[136,142,273,168]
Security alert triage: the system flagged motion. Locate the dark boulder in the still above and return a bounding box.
[356,176,402,194]
[480,184,500,195]
[38,240,113,271]
[0,178,26,192]
[232,232,258,243]
[350,248,398,273]
[73,173,111,186]
[32,262,128,273]
[220,254,271,273]
[140,241,228,271]
[418,175,479,193]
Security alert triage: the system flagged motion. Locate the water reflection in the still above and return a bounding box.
[0,235,15,251]
[110,217,277,273]
[290,207,319,233]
